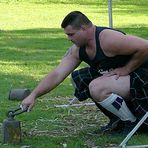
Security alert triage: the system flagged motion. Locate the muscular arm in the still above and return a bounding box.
[21,45,81,110]
[100,29,148,75]
[32,45,81,98]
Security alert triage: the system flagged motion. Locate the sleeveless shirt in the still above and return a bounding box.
[79,26,132,71]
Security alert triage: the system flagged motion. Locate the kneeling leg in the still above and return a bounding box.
[89,75,136,122]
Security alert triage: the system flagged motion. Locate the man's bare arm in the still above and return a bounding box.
[100,29,148,76]
[21,45,81,110]
[32,45,81,98]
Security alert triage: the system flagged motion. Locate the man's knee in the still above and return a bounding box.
[89,78,107,101]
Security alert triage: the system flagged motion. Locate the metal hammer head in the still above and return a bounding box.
[8,88,31,100]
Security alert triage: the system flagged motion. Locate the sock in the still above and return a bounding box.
[94,101,119,121]
[99,93,136,122]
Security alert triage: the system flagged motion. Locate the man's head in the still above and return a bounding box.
[61,11,92,29]
[61,11,93,46]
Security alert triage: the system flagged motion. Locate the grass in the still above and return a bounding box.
[0,0,148,147]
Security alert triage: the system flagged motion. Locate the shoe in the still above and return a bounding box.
[111,120,137,135]
[121,120,148,134]
[94,117,121,134]
[138,123,148,133]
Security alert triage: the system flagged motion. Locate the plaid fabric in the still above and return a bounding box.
[71,65,148,125]
[71,67,102,101]
[71,67,121,120]
[130,66,148,125]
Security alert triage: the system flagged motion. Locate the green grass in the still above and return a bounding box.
[0,0,148,147]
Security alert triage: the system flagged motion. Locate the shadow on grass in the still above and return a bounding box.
[0,72,35,99]
[1,0,148,11]
[0,28,75,113]
[1,0,106,6]
[0,28,71,63]
[0,25,147,53]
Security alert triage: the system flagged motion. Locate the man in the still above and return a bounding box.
[21,11,148,133]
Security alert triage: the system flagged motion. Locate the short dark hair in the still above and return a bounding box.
[61,11,92,29]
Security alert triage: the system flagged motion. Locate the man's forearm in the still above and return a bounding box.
[125,50,147,73]
[31,71,62,99]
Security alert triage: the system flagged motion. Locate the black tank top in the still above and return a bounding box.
[79,26,132,71]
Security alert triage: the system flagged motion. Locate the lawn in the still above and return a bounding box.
[0,0,148,147]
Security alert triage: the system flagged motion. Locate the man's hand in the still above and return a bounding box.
[103,67,130,79]
[21,94,36,112]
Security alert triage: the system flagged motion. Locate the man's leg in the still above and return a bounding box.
[89,75,136,122]
[94,101,121,132]
[71,68,122,132]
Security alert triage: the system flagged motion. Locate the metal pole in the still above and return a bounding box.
[119,112,148,148]
[55,102,95,108]
[108,0,113,28]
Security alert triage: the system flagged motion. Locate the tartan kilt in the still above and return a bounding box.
[71,65,148,125]
[130,66,148,125]
[71,67,102,101]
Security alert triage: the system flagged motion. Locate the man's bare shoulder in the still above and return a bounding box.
[99,29,125,47]
[64,44,80,59]
[99,29,148,56]
[98,29,124,56]
[57,44,81,73]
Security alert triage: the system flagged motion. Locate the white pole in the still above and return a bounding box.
[55,102,95,108]
[108,0,113,28]
[119,112,148,147]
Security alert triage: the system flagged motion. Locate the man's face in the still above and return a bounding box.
[64,25,86,47]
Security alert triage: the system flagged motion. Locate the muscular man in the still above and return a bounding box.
[21,11,148,133]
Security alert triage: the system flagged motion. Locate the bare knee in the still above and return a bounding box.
[89,75,130,102]
[89,78,109,102]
